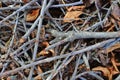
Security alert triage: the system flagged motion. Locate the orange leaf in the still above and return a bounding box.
[26,9,40,22]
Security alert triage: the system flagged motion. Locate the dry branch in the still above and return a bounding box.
[48,29,120,40]
[0,39,115,77]
[45,29,120,50]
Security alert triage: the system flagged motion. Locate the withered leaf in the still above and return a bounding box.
[34,66,43,80]
[37,41,54,56]
[92,66,119,80]
[63,11,83,22]
[92,66,110,77]
[67,5,85,11]
[106,43,120,53]
[26,9,40,22]
[63,5,85,23]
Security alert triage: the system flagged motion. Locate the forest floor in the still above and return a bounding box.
[0,0,120,80]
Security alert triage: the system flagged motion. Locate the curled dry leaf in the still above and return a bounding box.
[38,50,49,56]
[92,66,119,80]
[34,66,43,80]
[26,9,40,22]
[37,41,55,56]
[106,43,120,53]
[108,66,120,80]
[111,56,119,72]
[63,11,83,22]
[63,5,85,23]
[37,49,54,56]
[92,66,110,77]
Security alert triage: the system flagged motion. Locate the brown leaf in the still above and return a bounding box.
[108,66,120,80]
[34,66,43,80]
[92,66,119,80]
[37,50,49,56]
[67,5,85,11]
[19,37,26,44]
[41,41,49,47]
[63,11,83,22]
[37,41,55,56]
[26,9,40,22]
[92,66,110,77]
[37,49,55,56]
[111,53,119,72]
[63,5,85,23]
[106,43,120,53]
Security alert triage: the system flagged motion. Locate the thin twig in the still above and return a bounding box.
[5,13,19,59]
[75,71,104,80]
[71,55,82,80]
[28,0,48,79]
[0,0,38,26]
[51,0,83,7]
[46,41,80,80]
[0,39,115,77]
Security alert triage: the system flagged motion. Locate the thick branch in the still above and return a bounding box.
[45,30,120,50]
[48,29,120,40]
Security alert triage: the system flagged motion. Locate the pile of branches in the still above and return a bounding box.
[0,0,120,80]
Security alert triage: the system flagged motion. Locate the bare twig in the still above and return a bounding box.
[51,0,83,7]
[5,13,19,59]
[28,0,48,79]
[28,0,54,79]
[46,41,80,80]
[0,0,38,26]
[75,71,104,80]
[0,39,115,77]
[71,55,82,80]
[85,4,113,31]
[20,0,54,43]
